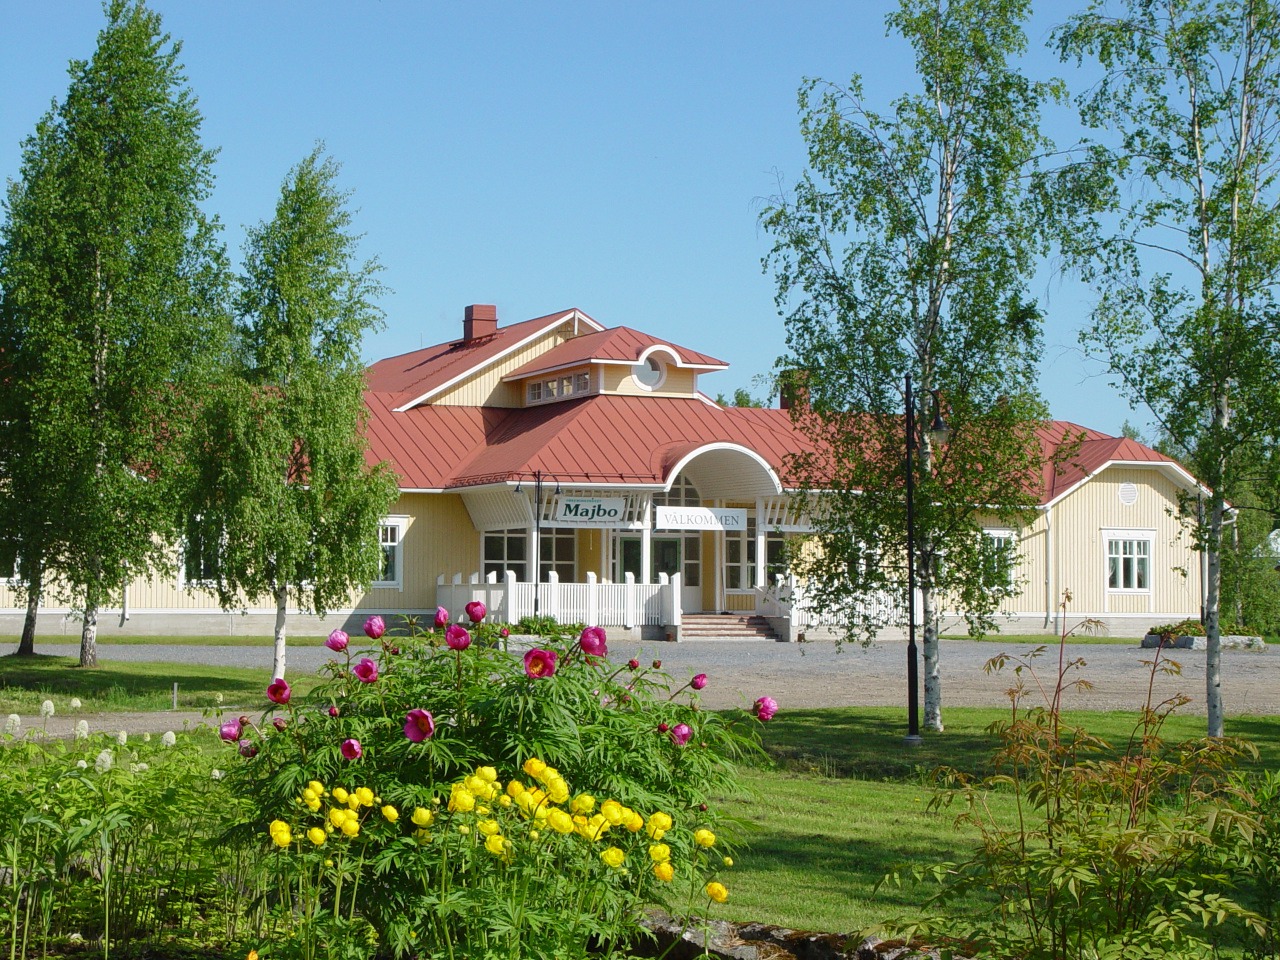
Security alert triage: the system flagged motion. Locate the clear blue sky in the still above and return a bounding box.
[0,1,1138,435]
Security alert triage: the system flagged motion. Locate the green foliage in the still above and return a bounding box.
[224,613,763,958]
[1149,618,1207,639]
[1229,769,1280,959]
[881,635,1265,958]
[180,146,398,676]
[0,0,231,663]
[514,614,567,637]
[761,0,1071,730]
[1055,0,1280,735]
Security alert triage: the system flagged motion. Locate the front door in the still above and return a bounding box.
[617,535,702,612]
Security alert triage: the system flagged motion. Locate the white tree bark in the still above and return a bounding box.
[80,603,99,668]
[1205,489,1227,738]
[272,584,288,679]
[922,586,943,732]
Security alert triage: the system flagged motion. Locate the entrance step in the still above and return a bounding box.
[679,614,779,641]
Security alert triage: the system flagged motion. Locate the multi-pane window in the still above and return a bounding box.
[0,550,17,582]
[484,529,528,581]
[182,528,220,586]
[983,529,1017,586]
[726,522,789,590]
[526,371,591,405]
[1108,537,1150,590]
[374,522,403,588]
[540,528,576,582]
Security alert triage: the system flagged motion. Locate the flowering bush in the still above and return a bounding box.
[227,613,771,959]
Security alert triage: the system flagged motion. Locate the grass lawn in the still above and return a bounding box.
[0,653,320,712]
[1,633,302,647]
[716,705,1280,937]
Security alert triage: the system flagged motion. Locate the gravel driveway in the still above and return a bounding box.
[16,636,1279,738]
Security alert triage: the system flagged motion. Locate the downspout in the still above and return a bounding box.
[1042,505,1056,633]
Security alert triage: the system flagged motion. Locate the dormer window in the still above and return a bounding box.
[527,371,591,405]
[632,356,665,390]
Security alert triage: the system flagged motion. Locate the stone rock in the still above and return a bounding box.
[1140,633,1265,651]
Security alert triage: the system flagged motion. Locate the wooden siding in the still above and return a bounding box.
[600,365,700,397]
[353,493,478,610]
[431,323,574,407]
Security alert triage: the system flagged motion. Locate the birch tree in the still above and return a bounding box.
[0,0,229,665]
[1055,0,1280,736]
[762,0,1072,731]
[182,147,398,679]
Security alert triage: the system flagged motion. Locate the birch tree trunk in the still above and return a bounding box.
[922,585,943,732]
[80,602,98,668]
[1205,480,1227,738]
[272,583,288,679]
[17,565,41,657]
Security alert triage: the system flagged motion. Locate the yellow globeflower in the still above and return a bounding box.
[308,780,325,796]
[341,819,360,838]
[569,793,596,815]
[648,843,671,863]
[601,846,626,869]
[522,757,547,779]
[484,833,506,856]
[540,765,560,785]
[547,809,575,834]
[600,800,625,825]
[414,829,432,844]
[477,765,498,783]
[705,881,729,904]
[646,812,673,840]
[498,795,513,808]
[355,787,375,807]
[506,779,526,798]
[547,778,571,805]
[303,795,321,812]
[624,810,645,833]
[270,827,292,849]
[694,828,716,848]
[653,861,674,883]
[477,819,501,837]
[723,856,734,868]
[411,807,434,828]
[346,794,361,811]
[381,805,399,823]
[329,808,348,829]
[307,827,326,846]
[332,787,349,804]
[448,787,476,813]
[581,814,608,841]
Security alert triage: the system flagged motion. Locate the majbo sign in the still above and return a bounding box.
[553,497,626,524]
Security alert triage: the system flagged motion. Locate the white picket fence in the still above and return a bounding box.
[756,574,907,629]
[436,570,678,628]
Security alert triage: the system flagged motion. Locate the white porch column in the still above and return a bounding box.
[503,570,517,622]
[586,571,598,626]
[640,496,652,585]
[754,497,767,589]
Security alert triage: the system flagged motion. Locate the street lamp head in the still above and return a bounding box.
[927,389,951,447]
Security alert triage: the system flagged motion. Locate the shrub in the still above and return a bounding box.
[224,611,768,959]
[882,592,1265,959]
[1149,618,1206,639]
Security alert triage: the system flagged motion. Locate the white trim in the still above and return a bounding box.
[393,310,605,412]
[664,442,784,496]
[631,355,668,391]
[1102,527,1156,595]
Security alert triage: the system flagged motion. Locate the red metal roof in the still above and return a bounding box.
[502,327,727,380]
[365,310,598,406]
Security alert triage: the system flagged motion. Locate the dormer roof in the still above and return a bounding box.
[501,326,727,382]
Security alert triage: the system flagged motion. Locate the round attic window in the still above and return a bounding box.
[632,356,666,390]
[1118,482,1138,505]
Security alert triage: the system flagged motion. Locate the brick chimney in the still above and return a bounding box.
[779,369,809,411]
[463,304,498,341]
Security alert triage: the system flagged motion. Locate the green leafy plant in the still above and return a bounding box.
[881,591,1265,958]
[224,609,768,958]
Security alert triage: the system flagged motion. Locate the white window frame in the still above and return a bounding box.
[631,356,667,391]
[373,516,409,590]
[1102,528,1154,594]
[0,552,18,586]
[178,524,221,591]
[983,528,1017,586]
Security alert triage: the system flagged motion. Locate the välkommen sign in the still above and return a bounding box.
[655,506,746,530]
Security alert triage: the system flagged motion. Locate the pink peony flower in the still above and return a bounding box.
[465,600,487,623]
[272,717,287,732]
[404,708,435,742]
[652,659,662,669]
[218,720,242,742]
[578,626,608,657]
[523,648,558,679]
[691,673,708,691]
[266,677,291,705]
[753,696,779,722]
[499,627,510,638]
[433,606,450,629]
[353,657,379,683]
[670,723,692,746]
[328,705,340,718]
[341,738,362,760]
[325,629,349,652]
[445,624,472,651]
[628,658,640,670]
[238,739,258,758]
[363,615,386,640]
[657,722,670,733]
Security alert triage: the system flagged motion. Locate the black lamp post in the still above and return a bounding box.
[514,471,559,616]
[904,373,949,745]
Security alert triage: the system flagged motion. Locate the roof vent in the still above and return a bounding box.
[463,304,498,341]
